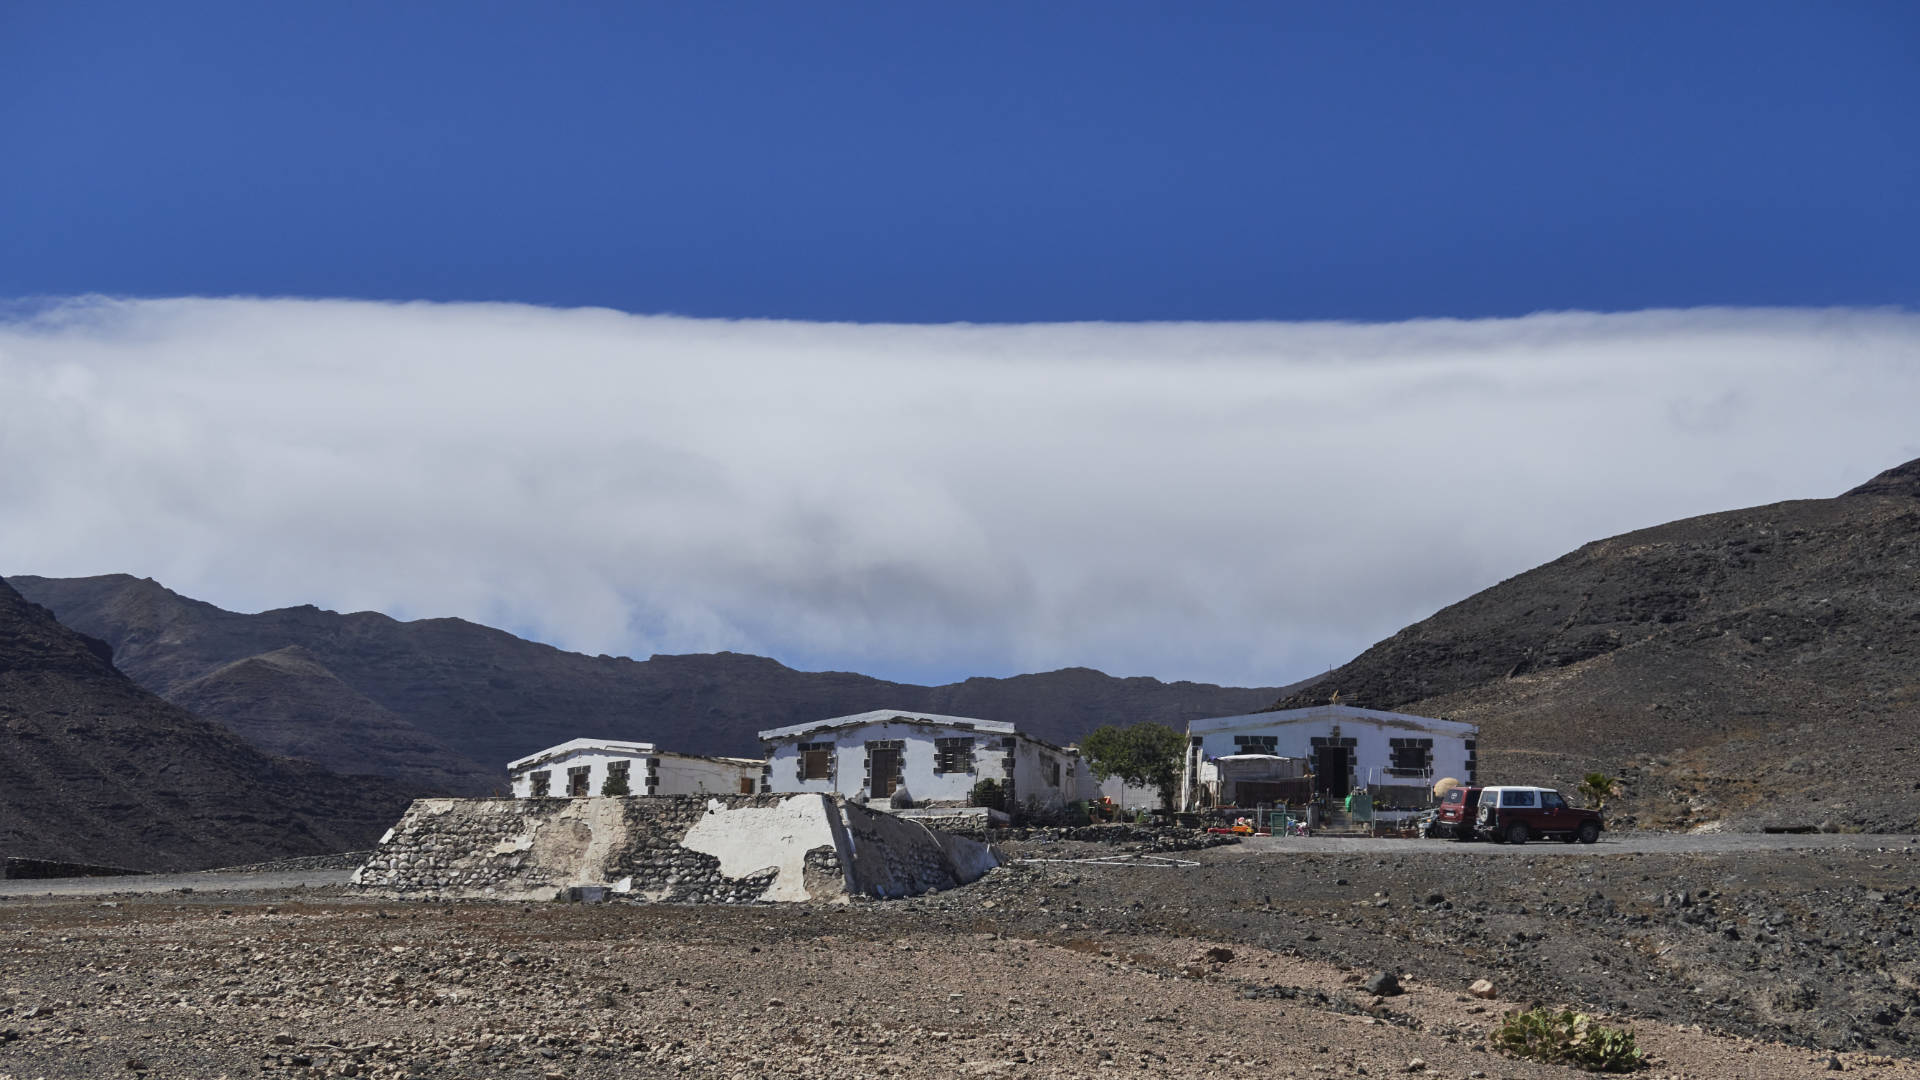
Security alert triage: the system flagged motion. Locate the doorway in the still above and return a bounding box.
[1314,746,1351,798]
[869,748,902,797]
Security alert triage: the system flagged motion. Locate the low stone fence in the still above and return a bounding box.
[3,857,149,880]
[352,794,1000,903]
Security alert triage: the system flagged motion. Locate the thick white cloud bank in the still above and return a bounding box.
[2,297,1916,686]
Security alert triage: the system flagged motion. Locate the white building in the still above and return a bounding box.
[508,739,763,799]
[1179,704,1477,812]
[1095,775,1165,812]
[758,709,1091,814]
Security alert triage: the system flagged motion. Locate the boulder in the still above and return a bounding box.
[1363,971,1403,996]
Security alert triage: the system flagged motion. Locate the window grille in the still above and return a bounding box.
[933,737,976,774]
[1387,737,1434,777]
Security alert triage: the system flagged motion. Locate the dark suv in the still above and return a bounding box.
[1430,785,1483,840]
[1474,785,1602,844]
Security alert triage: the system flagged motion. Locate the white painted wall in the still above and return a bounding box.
[653,753,762,797]
[761,716,1093,812]
[1179,705,1476,810]
[1096,775,1164,811]
[1008,736,1083,813]
[510,746,760,799]
[763,717,1003,804]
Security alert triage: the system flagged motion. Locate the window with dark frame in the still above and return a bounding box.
[1045,756,1061,787]
[529,770,551,797]
[1387,737,1434,777]
[1233,735,1279,752]
[566,765,592,797]
[797,742,834,781]
[934,737,976,774]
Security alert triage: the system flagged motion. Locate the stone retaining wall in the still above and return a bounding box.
[351,793,1000,903]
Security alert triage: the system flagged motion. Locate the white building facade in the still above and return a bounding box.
[508,739,763,799]
[758,709,1091,814]
[1179,704,1477,811]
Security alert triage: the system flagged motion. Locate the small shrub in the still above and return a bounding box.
[968,778,1003,810]
[1490,1006,1646,1072]
[601,773,631,797]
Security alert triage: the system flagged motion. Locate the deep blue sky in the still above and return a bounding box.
[3,2,1916,323]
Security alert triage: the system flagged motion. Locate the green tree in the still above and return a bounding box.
[1577,772,1621,810]
[601,771,632,797]
[1080,722,1187,811]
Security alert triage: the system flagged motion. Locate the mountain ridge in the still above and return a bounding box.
[7,573,1305,794]
[0,577,411,870]
[1268,459,1920,831]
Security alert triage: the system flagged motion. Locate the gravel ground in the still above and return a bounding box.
[0,870,347,900]
[1,835,1916,1080]
[1234,831,1915,856]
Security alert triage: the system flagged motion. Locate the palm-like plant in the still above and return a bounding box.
[1578,772,1622,810]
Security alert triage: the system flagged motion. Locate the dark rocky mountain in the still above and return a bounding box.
[6,574,1300,795]
[0,577,411,871]
[168,645,485,794]
[1270,458,1920,831]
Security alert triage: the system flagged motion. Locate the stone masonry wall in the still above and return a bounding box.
[353,793,999,903]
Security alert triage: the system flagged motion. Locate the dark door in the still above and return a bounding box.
[870,748,901,797]
[1315,746,1351,798]
[1536,790,1569,834]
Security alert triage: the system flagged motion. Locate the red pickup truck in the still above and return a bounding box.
[1473,785,1603,844]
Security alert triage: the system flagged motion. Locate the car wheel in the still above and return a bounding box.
[1577,821,1600,845]
[1505,822,1529,845]
[1454,825,1474,842]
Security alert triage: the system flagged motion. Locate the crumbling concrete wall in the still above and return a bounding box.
[351,793,999,902]
[838,801,1000,898]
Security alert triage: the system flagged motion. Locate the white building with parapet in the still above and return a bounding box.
[1179,703,1477,812]
[508,739,763,799]
[758,708,1091,814]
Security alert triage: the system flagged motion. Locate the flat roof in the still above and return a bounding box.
[1189,703,1477,737]
[507,740,766,772]
[507,738,657,770]
[757,708,1016,742]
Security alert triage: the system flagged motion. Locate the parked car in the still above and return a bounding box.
[1473,785,1602,844]
[1429,785,1484,840]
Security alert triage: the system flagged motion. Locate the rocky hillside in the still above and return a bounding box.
[0,578,411,871]
[1270,458,1920,832]
[7,575,1299,795]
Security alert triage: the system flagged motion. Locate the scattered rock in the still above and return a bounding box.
[1467,979,1496,1000]
[1362,971,1402,997]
